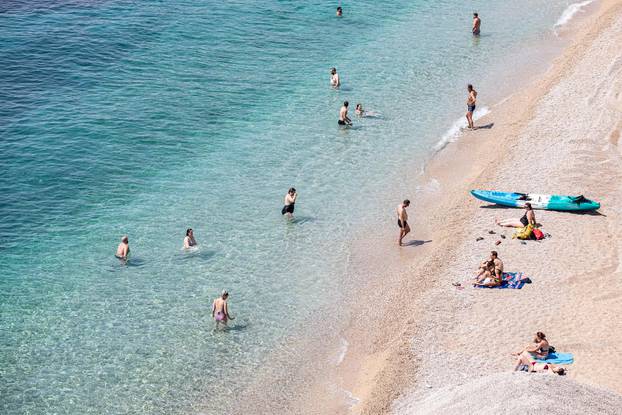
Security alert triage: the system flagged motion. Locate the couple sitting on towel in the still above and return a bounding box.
[474,250,504,287]
[512,332,566,375]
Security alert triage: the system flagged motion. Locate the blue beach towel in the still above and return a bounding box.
[475,272,529,289]
[536,352,574,365]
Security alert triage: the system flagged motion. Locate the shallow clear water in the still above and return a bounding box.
[1,0,577,413]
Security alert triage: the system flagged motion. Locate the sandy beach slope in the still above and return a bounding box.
[325,1,622,414]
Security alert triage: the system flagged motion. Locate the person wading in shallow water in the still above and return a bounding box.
[115,235,130,262]
[466,84,477,129]
[281,187,297,219]
[212,290,234,327]
[472,12,481,36]
[397,199,411,246]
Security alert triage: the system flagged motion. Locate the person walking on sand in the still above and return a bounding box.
[281,187,297,218]
[183,228,197,249]
[472,13,481,36]
[466,84,477,129]
[397,199,411,246]
[115,235,130,261]
[330,67,340,88]
[339,101,352,126]
[212,290,234,327]
[496,203,536,228]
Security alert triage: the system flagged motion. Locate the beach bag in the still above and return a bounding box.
[513,224,533,240]
[532,228,544,240]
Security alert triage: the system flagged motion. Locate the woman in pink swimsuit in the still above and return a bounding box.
[212,290,234,327]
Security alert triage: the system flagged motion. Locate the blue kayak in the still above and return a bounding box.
[470,190,600,211]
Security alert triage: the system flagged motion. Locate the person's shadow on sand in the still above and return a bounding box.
[474,122,494,130]
[403,240,432,247]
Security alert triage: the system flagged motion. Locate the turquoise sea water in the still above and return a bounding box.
[1,1,576,413]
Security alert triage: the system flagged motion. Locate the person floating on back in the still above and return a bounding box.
[183,228,197,249]
[281,187,297,219]
[338,101,352,126]
[115,235,130,262]
[336,6,343,17]
[466,84,477,129]
[472,13,481,36]
[397,199,411,246]
[330,67,340,88]
[212,290,234,327]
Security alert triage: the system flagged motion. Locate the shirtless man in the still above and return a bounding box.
[397,199,411,246]
[466,84,477,129]
[212,290,234,327]
[475,251,503,286]
[338,101,352,126]
[281,187,297,219]
[330,67,340,88]
[472,13,481,36]
[336,6,343,17]
[115,235,130,261]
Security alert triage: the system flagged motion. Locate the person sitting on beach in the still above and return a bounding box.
[474,260,501,287]
[496,203,536,228]
[466,84,477,129]
[338,101,352,126]
[476,251,503,283]
[512,332,550,371]
[115,235,130,261]
[397,199,411,246]
[330,67,341,88]
[212,290,234,327]
[336,6,343,17]
[281,187,297,218]
[472,13,481,36]
[355,103,364,117]
[183,228,197,249]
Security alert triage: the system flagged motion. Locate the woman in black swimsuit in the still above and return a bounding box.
[495,202,536,228]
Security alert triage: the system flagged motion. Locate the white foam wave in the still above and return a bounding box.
[334,337,349,366]
[433,106,490,152]
[554,0,595,28]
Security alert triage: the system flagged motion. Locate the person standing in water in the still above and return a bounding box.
[338,101,352,126]
[115,235,130,261]
[183,228,197,249]
[472,13,481,36]
[397,200,411,246]
[336,6,343,17]
[330,67,340,88]
[212,290,234,327]
[281,187,297,219]
[466,84,477,129]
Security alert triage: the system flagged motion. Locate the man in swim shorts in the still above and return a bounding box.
[212,290,234,327]
[281,187,297,218]
[397,199,411,246]
[466,84,477,129]
[339,101,352,126]
[472,13,481,36]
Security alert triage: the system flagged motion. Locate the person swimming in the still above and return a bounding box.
[338,101,352,126]
[281,187,297,218]
[115,235,130,261]
[330,67,340,88]
[355,103,364,117]
[472,13,481,36]
[336,6,343,17]
[183,228,197,249]
[212,290,234,327]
